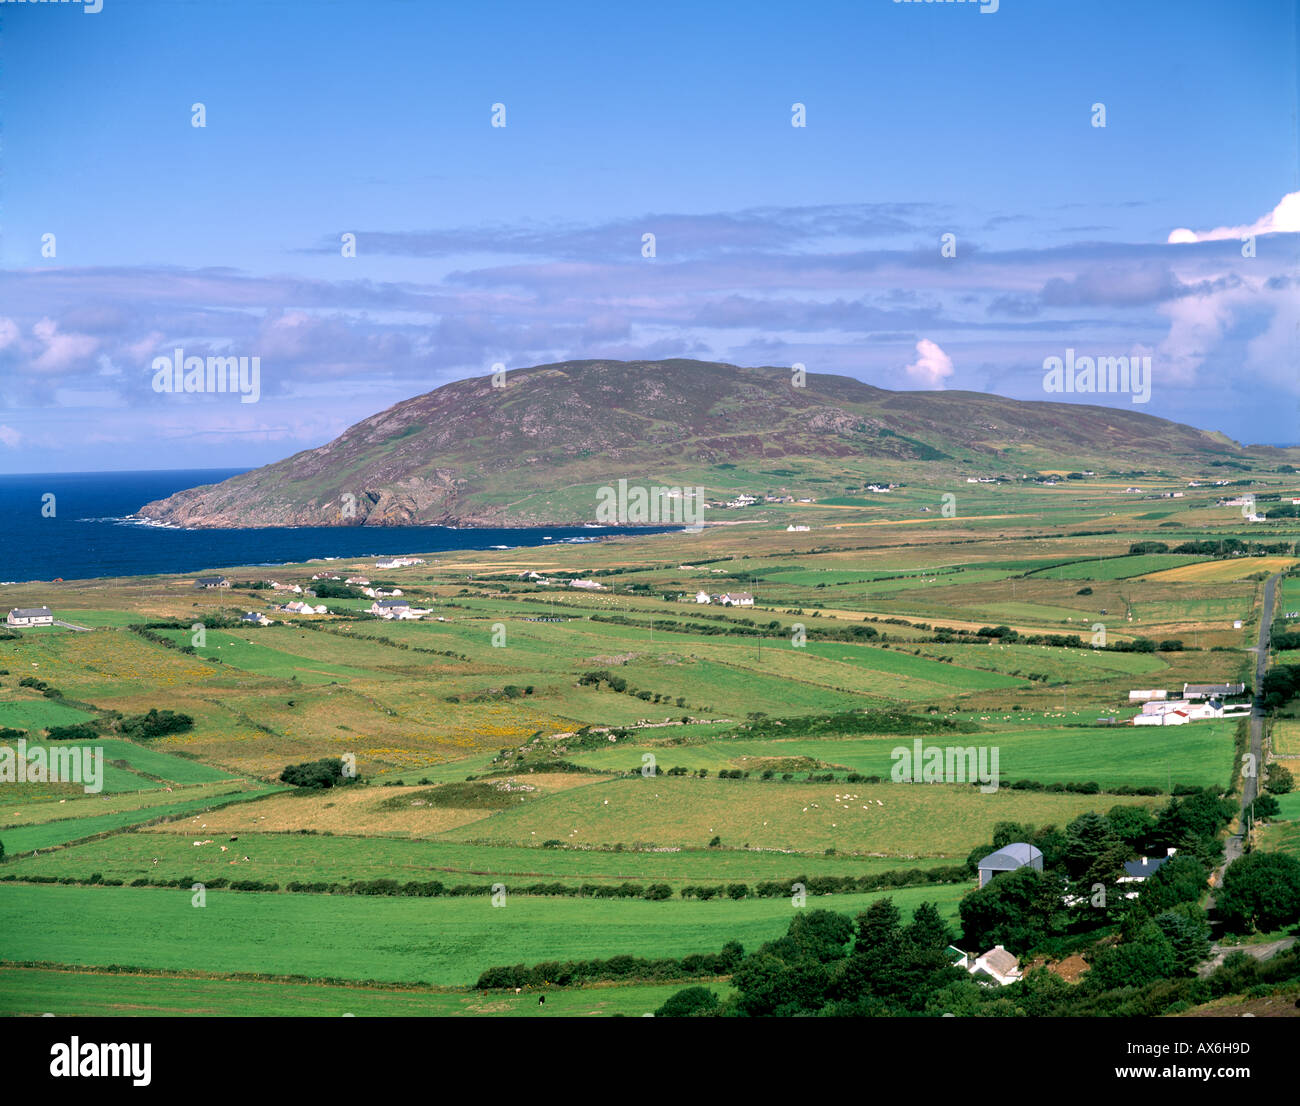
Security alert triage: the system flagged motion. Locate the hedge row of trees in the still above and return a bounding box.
[476,942,745,990]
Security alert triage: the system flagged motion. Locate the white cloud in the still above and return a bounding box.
[903,339,953,389]
[0,425,21,448]
[1168,191,1300,244]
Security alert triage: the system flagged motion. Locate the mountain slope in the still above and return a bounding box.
[136,359,1262,528]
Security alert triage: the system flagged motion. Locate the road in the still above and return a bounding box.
[1225,572,1281,869]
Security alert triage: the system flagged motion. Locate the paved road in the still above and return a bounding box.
[52,620,91,632]
[1220,573,1282,876]
[1243,573,1280,813]
[1197,936,1297,979]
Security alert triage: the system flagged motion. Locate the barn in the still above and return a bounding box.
[977,842,1044,888]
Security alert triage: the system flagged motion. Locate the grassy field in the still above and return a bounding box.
[1,830,938,887]
[0,966,720,1017]
[0,882,965,987]
[0,784,275,853]
[437,775,1162,857]
[565,721,1235,791]
[0,481,1292,1014]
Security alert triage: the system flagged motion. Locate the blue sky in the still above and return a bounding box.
[1,0,1297,471]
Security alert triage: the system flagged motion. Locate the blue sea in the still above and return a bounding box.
[0,470,675,583]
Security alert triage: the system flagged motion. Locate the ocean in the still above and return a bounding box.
[0,470,675,583]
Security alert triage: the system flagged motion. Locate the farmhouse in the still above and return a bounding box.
[7,607,54,627]
[1119,849,1175,884]
[569,579,605,590]
[977,843,1043,888]
[720,592,754,607]
[695,591,712,604]
[281,601,327,615]
[1183,682,1245,700]
[969,945,1023,986]
[1117,849,1177,897]
[240,611,273,626]
[370,599,425,620]
[194,576,230,589]
[1133,707,1190,726]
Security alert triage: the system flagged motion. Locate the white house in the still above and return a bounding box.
[569,579,605,591]
[240,611,273,626]
[370,599,425,620]
[720,592,754,607]
[970,945,1022,986]
[194,576,230,589]
[7,607,53,627]
[1117,849,1177,897]
[1134,707,1191,726]
[346,576,370,586]
[786,524,810,532]
[694,591,712,604]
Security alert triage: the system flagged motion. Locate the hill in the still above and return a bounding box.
[136,359,1275,528]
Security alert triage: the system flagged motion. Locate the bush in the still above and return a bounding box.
[45,723,99,741]
[279,758,356,789]
[1266,763,1294,795]
[655,986,720,1018]
[120,709,193,739]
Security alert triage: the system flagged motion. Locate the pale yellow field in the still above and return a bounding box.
[1139,557,1297,584]
[1272,719,1300,757]
[139,773,603,838]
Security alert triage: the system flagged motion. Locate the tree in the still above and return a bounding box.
[654,986,720,1018]
[1253,794,1281,819]
[1266,763,1294,795]
[1216,851,1300,933]
[1136,853,1208,913]
[1153,907,1211,975]
[958,867,1064,953]
[1152,791,1234,848]
[1106,804,1155,848]
[905,900,951,952]
[1086,922,1176,990]
[1062,812,1130,886]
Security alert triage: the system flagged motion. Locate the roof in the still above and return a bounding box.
[978,843,1043,871]
[1123,856,1170,879]
[977,947,1020,976]
[376,599,409,608]
[9,607,53,617]
[1183,682,1245,696]
[195,576,228,584]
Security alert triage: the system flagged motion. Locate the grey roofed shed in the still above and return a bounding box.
[977,843,1044,888]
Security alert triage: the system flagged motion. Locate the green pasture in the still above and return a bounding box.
[0,882,965,987]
